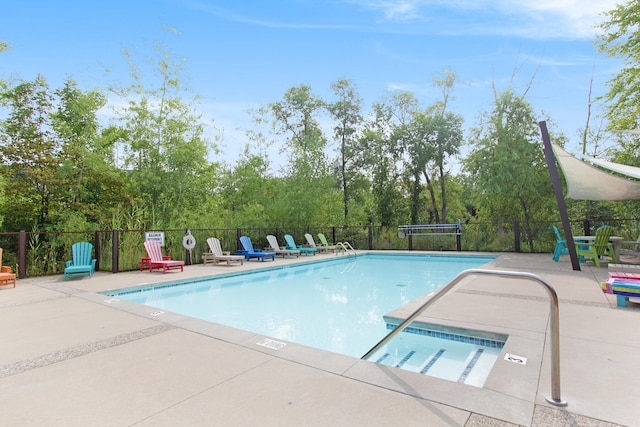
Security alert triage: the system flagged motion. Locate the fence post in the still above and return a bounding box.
[456,220,462,252]
[583,219,591,236]
[112,230,119,273]
[514,221,521,253]
[236,228,242,251]
[18,230,26,279]
[408,233,413,251]
[368,225,373,249]
[94,230,100,272]
[332,227,336,245]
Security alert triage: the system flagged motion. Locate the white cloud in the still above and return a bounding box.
[357,0,619,39]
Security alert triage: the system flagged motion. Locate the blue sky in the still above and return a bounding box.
[1,0,622,171]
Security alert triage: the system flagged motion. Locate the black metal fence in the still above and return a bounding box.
[1,218,638,279]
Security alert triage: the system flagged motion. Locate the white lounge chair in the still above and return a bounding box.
[266,235,300,258]
[305,233,335,253]
[203,237,245,266]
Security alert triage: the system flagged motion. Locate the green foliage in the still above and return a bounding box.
[327,78,363,221]
[0,76,58,230]
[7,12,640,269]
[597,1,640,133]
[111,29,217,229]
[463,88,555,252]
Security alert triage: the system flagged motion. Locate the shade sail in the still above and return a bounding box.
[551,144,640,200]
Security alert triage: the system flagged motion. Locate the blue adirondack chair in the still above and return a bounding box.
[284,234,316,256]
[552,226,569,262]
[239,236,275,262]
[64,242,97,280]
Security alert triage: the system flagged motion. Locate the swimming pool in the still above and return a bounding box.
[106,253,501,384]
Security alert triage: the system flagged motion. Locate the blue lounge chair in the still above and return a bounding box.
[64,242,97,280]
[239,236,275,262]
[552,226,569,262]
[284,234,316,256]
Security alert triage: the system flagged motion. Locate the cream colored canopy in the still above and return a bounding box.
[551,144,640,200]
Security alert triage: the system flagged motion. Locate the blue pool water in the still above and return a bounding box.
[107,254,496,360]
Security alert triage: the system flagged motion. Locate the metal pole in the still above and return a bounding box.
[94,230,100,272]
[112,230,119,273]
[18,230,26,279]
[539,121,580,271]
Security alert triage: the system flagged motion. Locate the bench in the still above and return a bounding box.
[603,264,640,307]
[398,220,462,251]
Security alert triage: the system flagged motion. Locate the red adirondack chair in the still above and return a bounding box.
[143,240,184,273]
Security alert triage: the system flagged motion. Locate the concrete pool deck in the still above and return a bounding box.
[1,251,638,426]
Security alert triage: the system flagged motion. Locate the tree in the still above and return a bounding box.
[390,71,463,225]
[0,75,59,230]
[597,1,640,134]
[52,78,128,223]
[112,28,216,227]
[219,146,273,227]
[268,84,338,227]
[269,84,329,178]
[463,88,554,252]
[327,78,363,221]
[359,93,417,226]
[424,70,464,224]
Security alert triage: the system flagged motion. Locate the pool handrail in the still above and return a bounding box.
[336,241,356,256]
[360,268,567,407]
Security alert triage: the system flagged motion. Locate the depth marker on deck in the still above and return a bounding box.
[504,353,527,365]
[257,338,287,350]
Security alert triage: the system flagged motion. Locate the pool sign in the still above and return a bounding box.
[145,232,165,246]
[504,353,527,365]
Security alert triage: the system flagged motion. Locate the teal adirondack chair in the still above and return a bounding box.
[575,225,616,268]
[284,234,316,256]
[552,226,569,262]
[64,242,96,280]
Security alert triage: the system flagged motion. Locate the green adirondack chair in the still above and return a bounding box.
[64,242,96,280]
[575,225,616,267]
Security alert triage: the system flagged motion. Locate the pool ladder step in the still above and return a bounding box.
[375,347,485,384]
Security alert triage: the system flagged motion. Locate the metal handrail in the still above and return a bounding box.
[336,241,356,256]
[361,268,567,407]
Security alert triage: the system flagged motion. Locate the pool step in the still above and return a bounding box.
[375,346,490,385]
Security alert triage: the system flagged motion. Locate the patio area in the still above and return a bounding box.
[1,251,637,426]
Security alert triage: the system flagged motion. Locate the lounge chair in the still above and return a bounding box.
[304,233,335,253]
[143,240,184,273]
[575,225,617,267]
[203,237,245,266]
[239,236,275,262]
[552,226,569,262]
[284,234,316,256]
[317,233,338,251]
[63,241,97,280]
[266,235,300,258]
